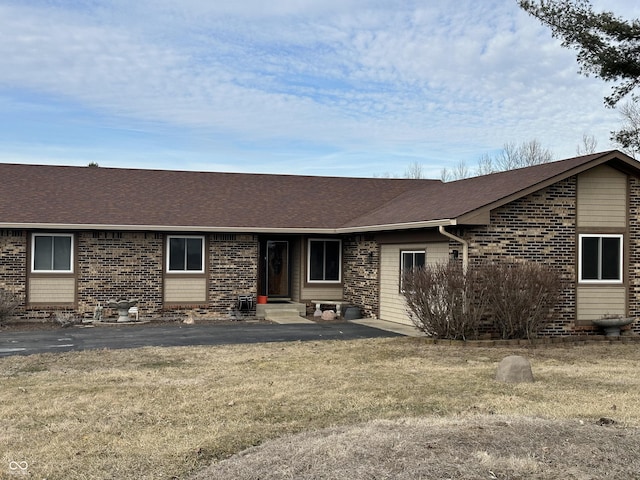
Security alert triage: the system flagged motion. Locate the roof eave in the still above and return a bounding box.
[0,219,457,234]
[337,219,456,233]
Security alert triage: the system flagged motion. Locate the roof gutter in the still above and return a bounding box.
[0,219,457,235]
[438,225,468,273]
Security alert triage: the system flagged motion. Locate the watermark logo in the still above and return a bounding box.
[8,461,29,475]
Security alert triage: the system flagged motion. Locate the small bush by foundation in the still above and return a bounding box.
[0,288,20,324]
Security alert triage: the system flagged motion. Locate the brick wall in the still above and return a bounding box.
[464,177,577,335]
[343,236,379,318]
[77,231,164,317]
[208,235,258,317]
[628,176,640,334]
[10,231,259,321]
[0,230,27,312]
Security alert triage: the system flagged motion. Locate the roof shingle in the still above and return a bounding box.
[1,150,637,232]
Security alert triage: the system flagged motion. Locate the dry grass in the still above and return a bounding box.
[0,338,639,479]
[195,415,640,480]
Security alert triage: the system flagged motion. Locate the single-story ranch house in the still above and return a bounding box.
[1,150,639,336]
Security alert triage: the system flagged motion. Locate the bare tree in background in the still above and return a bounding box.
[496,140,553,170]
[440,139,554,182]
[475,153,495,176]
[440,159,471,182]
[611,101,640,158]
[576,134,598,155]
[404,161,426,179]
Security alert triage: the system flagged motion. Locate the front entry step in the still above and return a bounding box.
[256,302,306,319]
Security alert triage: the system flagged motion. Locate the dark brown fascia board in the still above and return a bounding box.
[456,151,639,225]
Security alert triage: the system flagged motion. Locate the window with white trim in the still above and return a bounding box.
[32,234,73,273]
[167,236,205,273]
[400,250,425,290]
[579,234,622,283]
[307,239,341,282]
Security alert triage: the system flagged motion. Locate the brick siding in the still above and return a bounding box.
[0,230,27,313]
[463,177,577,335]
[76,231,164,317]
[628,176,640,334]
[343,236,379,318]
[208,235,258,317]
[6,231,258,321]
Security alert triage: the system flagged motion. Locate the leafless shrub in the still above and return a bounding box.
[483,261,562,339]
[402,262,489,340]
[0,288,20,323]
[403,261,562,340]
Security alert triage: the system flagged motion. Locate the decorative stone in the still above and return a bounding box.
[321,310,336,321]
[592,316,635,337]
[343,306,361,320]
[92,304,103,322]
[107,298,139,323]
[495,355,534,383]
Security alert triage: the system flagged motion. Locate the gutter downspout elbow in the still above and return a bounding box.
[438,225,469,274]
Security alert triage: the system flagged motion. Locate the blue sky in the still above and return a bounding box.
[1,0,639,178]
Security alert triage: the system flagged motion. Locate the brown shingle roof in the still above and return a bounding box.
[0,164,437,231]
[343,150,638,227]
[1,150,637,232]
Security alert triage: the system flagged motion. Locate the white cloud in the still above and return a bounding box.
[0,0,637,176]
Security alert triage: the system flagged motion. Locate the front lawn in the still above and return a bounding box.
[1,338,639,479]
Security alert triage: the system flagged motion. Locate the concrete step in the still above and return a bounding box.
[256,302,306,318]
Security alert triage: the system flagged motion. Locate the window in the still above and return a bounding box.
[400,250,425,290]
[32,234,73,272]
[401,250,426,272]
[579,234,622,283]
[308,239,341,282]
[167,236,205,273]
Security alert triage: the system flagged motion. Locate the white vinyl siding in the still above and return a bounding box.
[379,242,449,326]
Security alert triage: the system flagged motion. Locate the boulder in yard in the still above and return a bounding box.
[495,355,534,383]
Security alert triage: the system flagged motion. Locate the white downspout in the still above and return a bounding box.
[438,225,469,273]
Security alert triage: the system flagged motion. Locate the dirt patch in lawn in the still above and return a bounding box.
[193,415,639,480]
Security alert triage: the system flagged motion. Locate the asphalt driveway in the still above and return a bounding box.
[0,321,400,357]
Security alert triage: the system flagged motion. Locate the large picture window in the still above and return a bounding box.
[32,234,73,272]
[167,236,205,273]
[308,239,341,282]
[579,234,622,283]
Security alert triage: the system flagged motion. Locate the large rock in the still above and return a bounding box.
[495,355,534,383]
[321,310,336,321]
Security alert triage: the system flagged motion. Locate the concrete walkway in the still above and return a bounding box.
[349,318,426,337]
[268,315,424,336]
